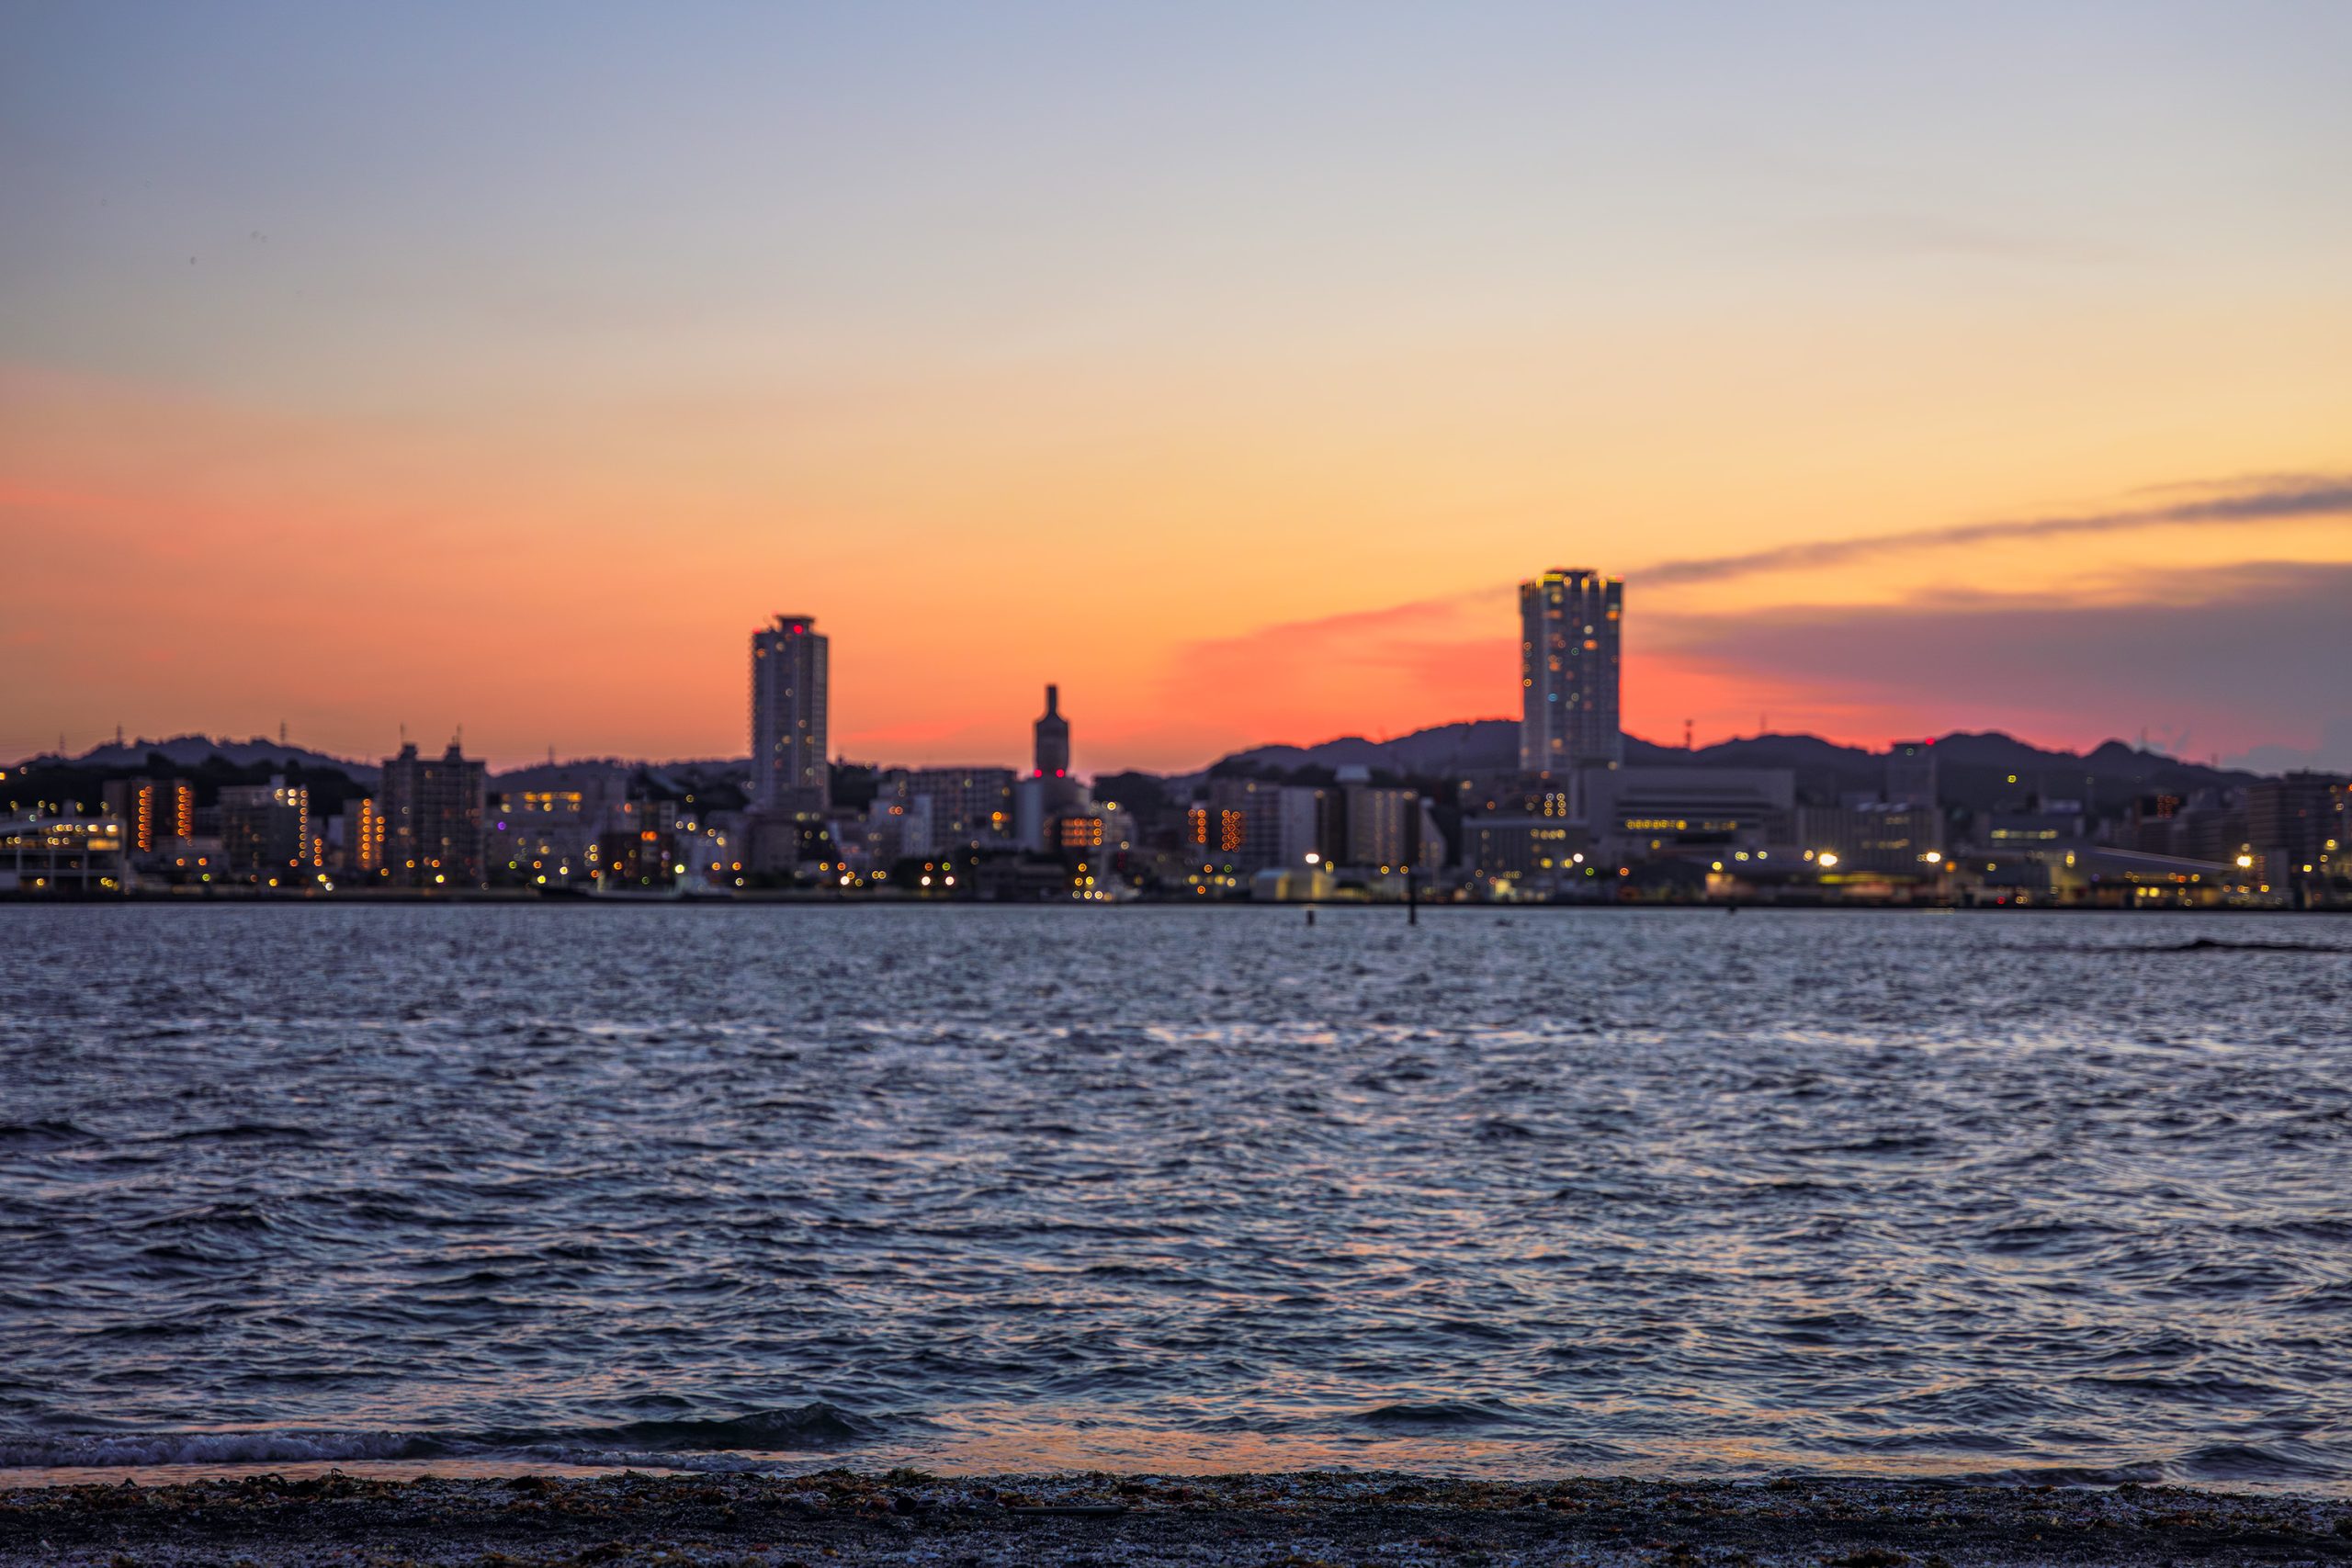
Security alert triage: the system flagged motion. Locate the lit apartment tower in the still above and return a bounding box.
[1519,569,1623,775]
[101,777,196,853]
[751,615,830,814]
[381,739,488,887]
[219,777,310,878]
[348,795,386,873]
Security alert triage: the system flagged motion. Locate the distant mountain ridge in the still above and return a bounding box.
[14,738,760,790]
[31,734,383,783]
[17,725,2276,798]
[1218,722,2262,795]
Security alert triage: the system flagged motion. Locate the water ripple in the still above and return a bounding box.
[0,905,2347,1488]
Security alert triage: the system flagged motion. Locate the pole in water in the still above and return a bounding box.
[1408,872,1419,926]
[1305,907,1315,927]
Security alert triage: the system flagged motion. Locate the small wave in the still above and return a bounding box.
[0,1430,447,1469]
[157,1122,322,1145]
[0,1119,94,1147]
[581,1403,873,1451]
[131,1202,277,1235]
[0,1404,877,1472]
[1942,1461,2169,1489]
[2179,1439,2344,1482]
[1356,1400,1525,1428]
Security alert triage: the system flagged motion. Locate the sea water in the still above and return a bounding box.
[3,905,2346,1488]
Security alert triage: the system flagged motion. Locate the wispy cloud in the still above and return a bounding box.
[1649,560,2352,761]
[1643,475,2352,587]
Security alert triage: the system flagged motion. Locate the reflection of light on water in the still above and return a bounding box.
[0,1426,2252,1494]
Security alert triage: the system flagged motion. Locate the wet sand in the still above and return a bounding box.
[6,1469,2351,1566]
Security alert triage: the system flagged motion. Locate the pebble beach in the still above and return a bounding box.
[8,1470,2352,1567]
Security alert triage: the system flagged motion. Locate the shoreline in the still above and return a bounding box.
[6,1469,2351,1567]
[8,893,2352,917]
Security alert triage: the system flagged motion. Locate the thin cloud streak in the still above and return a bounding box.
[1647,560,2352,763]
[1642,475,2352,587]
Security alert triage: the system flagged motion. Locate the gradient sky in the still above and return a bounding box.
[5,1,2349,773]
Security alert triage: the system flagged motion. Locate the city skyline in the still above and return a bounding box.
[12,552,2318,784]
[5,5,2350,773]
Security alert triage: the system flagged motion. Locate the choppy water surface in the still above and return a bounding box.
[4,906,2348,1488]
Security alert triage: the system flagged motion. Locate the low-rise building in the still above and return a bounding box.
[1585,766,1795,863]
[1,814,129,895]
[1795,806,1945,874]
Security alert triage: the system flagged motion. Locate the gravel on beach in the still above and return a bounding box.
[7,1469,2352,1567]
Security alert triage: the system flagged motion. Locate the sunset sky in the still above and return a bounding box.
[5,2,2348,773]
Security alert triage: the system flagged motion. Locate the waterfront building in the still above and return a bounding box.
[381,739,488,888]
[1884,740,1939,809]
[1585,766,1794,862]
[861,788,942,866]
[1276,785,1337,867]
[1461,815,1589,882]
[873,767,1016,856]
[1519,568,1623,775]
[1975,807,2086,852]
[0,814,128,895]
[2247,772,2346,885]
[2121,790,2252,866]
[330,796,387,874]
[1341,783,1421,871]
[1418,796,1449,873]
[1204,776,1284,873]
[1795,806,1946,874]
[484,789,590,885]
[594,827,679,892]
[218,776,311,879]
[101,778,196,854]
[1012,774,1048,852]
[751,615,830,814]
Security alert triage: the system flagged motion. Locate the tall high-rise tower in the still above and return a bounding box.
[1519,569,1623,775]
[751,615,830,814]
[1033,683,1070,779]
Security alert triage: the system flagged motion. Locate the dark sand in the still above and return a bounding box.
[7,1469,2352,1566]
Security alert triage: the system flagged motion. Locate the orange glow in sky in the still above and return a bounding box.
[4,7,2348,773]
